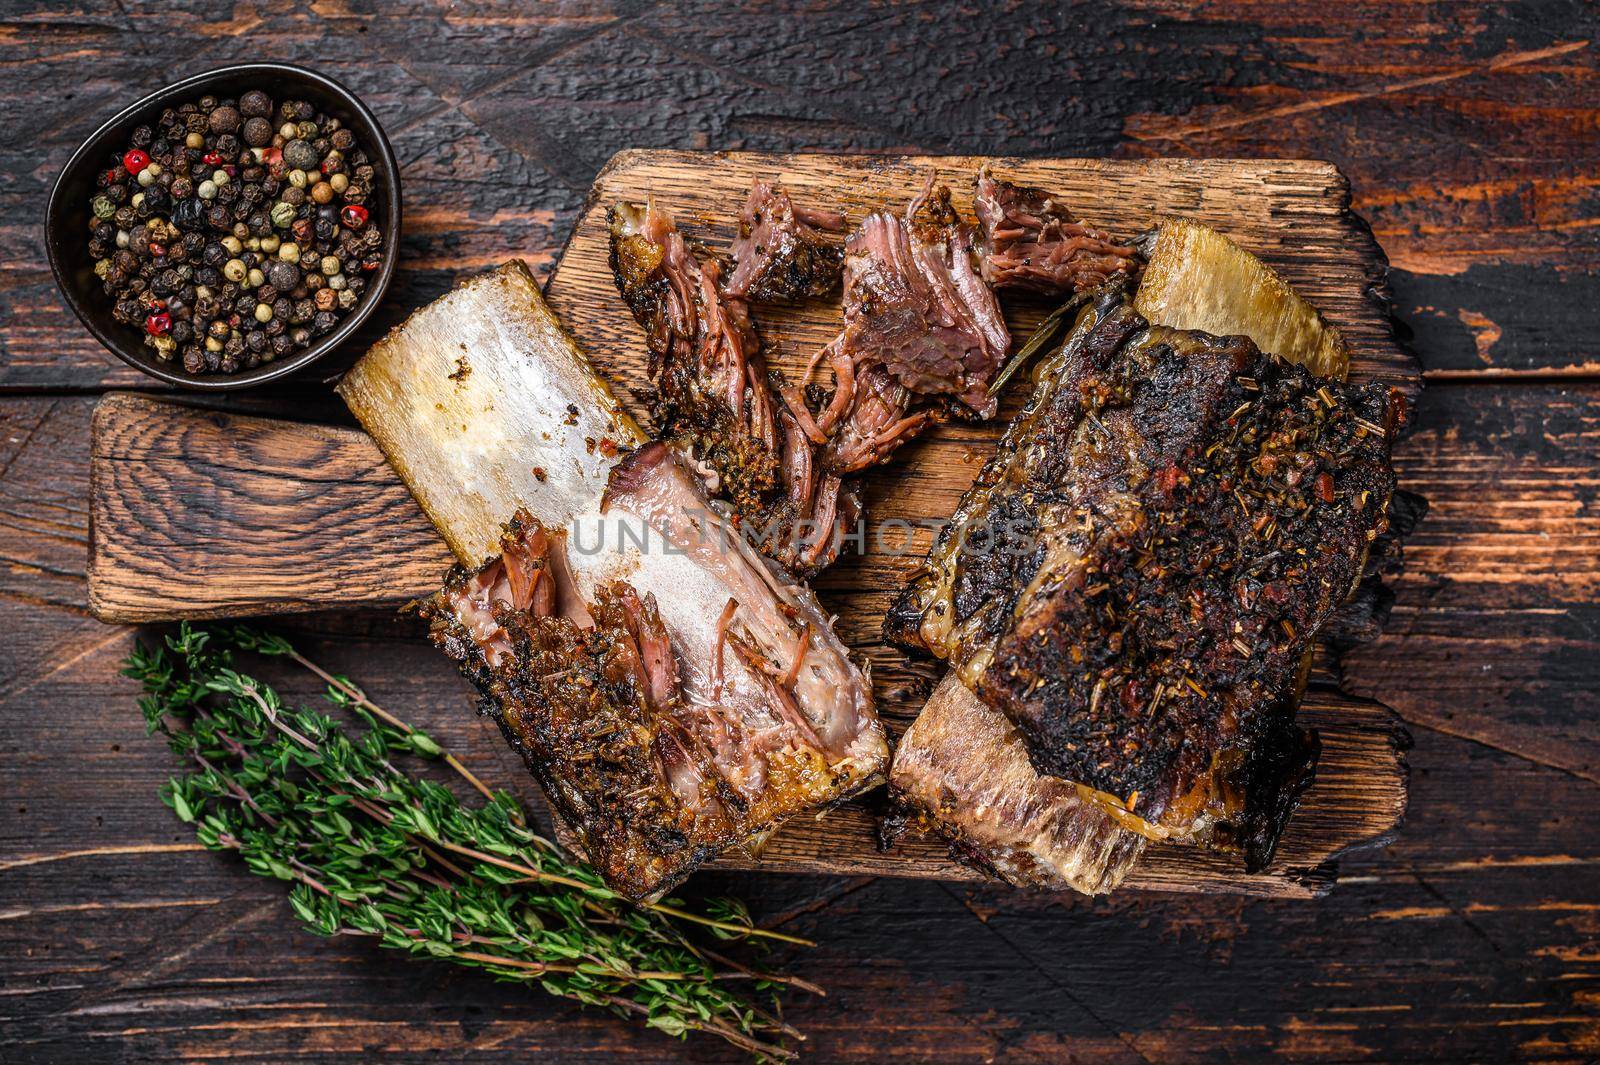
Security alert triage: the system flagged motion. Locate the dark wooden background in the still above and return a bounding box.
[3,2,1598,1061]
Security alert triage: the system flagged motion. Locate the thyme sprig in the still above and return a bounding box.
[125,623,815,1059]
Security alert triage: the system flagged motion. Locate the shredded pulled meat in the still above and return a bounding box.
[726,180,846,302]
[611,189,864,577]
[608,200,779,520]
[778,177,1012,487]
[973,171,1143,295]
[840,180,1010,419]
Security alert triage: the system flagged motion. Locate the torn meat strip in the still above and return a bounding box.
[726,180,846,303]
[608,200,779,519]
[782,179,1012,481]
[840,181,1010,419]
[610,197,859,577]
[973,171,1143,295]
[887,282,1404,869]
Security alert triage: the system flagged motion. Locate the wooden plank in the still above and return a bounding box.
[86,150,1426,893]
[88,394,449,622]
[84,389,1407,896]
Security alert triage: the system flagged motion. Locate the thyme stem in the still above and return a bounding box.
[128,624,811,1060]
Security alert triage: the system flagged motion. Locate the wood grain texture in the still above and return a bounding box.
[88,394,447,621]
[85,391,1407,896]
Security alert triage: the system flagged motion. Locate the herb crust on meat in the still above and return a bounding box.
[888,281,1405,866]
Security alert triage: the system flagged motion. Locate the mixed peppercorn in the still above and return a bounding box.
[86,91,385,375]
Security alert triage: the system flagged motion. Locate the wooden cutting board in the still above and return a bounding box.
[88,152,1420,898]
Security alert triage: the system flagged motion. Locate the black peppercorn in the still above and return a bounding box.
[240,90,272,117]
[168,195,201,227]
[283,139,319,171]
[266,261,300,291]
[242,116,273,147]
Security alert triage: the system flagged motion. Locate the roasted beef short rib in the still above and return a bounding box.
[888,281,1404,870]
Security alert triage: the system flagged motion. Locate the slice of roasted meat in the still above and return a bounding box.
[887,281,1405,868]
[421,444,888,903]
[726,180,847,302]
[610,197,859,577]
[608,200,779,520]
[973,171,1143,295]
[777,179,1011,486]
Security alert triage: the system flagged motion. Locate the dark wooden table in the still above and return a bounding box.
[4,3,1598,1061]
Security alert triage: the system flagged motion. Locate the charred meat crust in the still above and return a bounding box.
[607,201,780,522]
[609,196,859,576]
[727,180,846,303]
[888,282,1404,859]
[417,514,743,902]
[974,172,1143,295]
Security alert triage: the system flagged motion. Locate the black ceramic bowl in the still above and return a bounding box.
[46,63,401,390]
